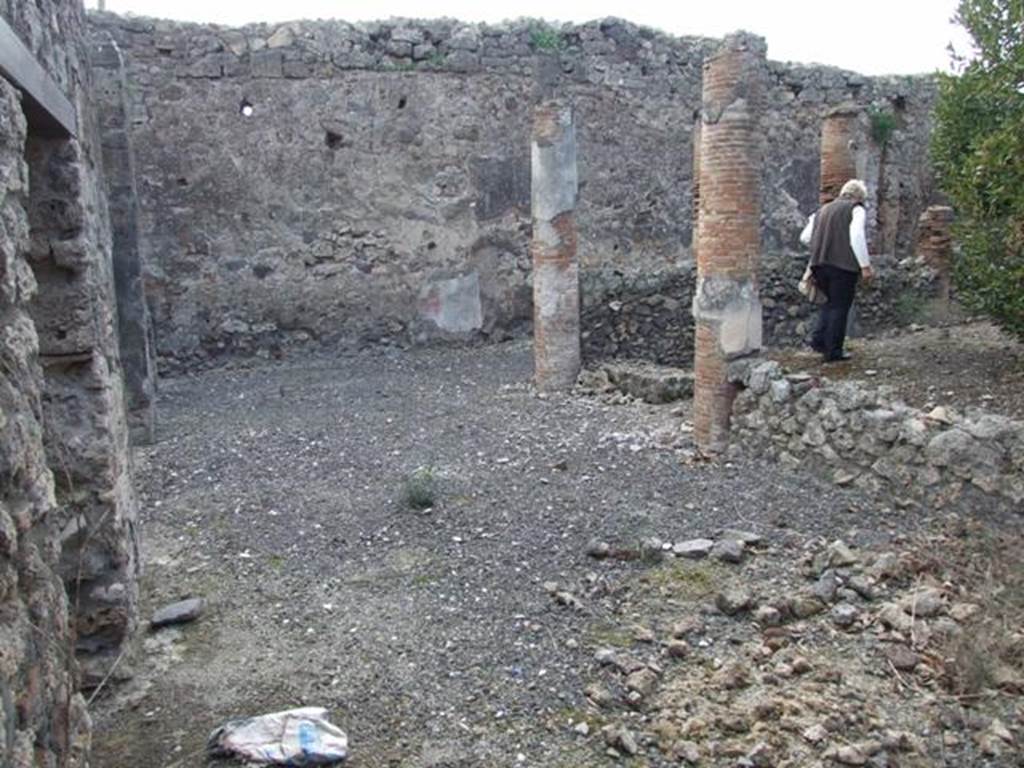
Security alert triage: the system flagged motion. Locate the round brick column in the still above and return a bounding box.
[531,100,581,391]
[693,33,766,455]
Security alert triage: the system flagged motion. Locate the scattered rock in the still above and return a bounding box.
[632,625,655,643]
[671,616,701,637]
[586,541,611,559]
[720,529,762,546]
[625,667,660,697]
[716,587,755,616]
[675,740,700,764]
[900,586,945,618]
[572,721,590,736]
[754,605,782,627]
[584,683,615,708]
[847,575,877,601]
[885,644,920,672]
[790,594,825,619]
[831,602,861,628]
[868,552,902,580]
[714,661,751,689]
[829,744,867,765]
[948,602,980,622]
[673,538,714,559]
[712,538,745,564]
[603,725,639,756]
[803,723,829,744]
[667,639,691,659]
[876,603,914,633]
[814,570,842,603]
[150,598,204,629]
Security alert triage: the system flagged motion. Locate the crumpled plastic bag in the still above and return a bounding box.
[207,706,349,766]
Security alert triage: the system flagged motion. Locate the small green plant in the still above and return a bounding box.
[403,466,437,509]
[893,291,927,325]
[868,107,898,147]
[426,50,446,68]
[530,23,565,52]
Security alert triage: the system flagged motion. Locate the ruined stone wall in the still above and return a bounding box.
[87,13,938,368]
[2,1,140,764]
[0,77,89,768]
[730,360,1024,508]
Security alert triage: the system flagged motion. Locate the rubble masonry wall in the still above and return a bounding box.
[731,360,1024,508]
[2,2,140,765]
[86,13,939,370]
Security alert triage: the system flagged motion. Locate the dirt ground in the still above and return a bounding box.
[769,320,1024,422]
[89,322,1023,768]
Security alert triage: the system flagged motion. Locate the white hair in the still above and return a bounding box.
[839,179,868,202]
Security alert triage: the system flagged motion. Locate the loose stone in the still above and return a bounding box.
[673,538,715,558]
[712,539,745,564]
[151,597,205,629]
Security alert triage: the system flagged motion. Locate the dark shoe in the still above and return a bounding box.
[809,341,826,354]
[823,352,852,363]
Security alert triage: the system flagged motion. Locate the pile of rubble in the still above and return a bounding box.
[563,518,1024,766]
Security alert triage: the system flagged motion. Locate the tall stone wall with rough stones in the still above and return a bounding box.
[0,81,91,768]
[729,359,1024,508]
[2,1,140,765]
[86,13,940,369]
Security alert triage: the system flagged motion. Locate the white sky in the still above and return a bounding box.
[84,1,973,76]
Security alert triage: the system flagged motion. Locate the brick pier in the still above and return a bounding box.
[692,33,766,454]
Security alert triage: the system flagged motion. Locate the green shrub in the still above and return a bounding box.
[931,0,1024,338]
[530,23,564,51]
[868,107,898,147]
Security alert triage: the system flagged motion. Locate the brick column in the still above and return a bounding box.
[531,99,581,391]
[693,33,766,455]
[916,205,955,301]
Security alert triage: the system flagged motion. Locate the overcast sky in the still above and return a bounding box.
[84,1,972,76]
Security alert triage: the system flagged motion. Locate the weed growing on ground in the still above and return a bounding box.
[403,466,438,509]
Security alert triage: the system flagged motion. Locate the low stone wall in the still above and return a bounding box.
[580,255,939,367]
[729,360,1024,508]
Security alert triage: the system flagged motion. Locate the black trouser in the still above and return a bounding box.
[810,264,859,360]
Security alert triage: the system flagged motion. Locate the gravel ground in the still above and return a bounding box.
[88,338,1014,768]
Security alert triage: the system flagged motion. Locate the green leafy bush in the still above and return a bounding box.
[931,0,1024,338]
[868,107,898,147]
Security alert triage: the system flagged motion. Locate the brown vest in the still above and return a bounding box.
[809,198,862,273]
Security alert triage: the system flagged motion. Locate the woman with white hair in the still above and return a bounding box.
[799,179,874,362]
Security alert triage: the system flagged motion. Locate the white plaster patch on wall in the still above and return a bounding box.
[718,299,763,357]
[534,261,579,321]
[418,271,483,333]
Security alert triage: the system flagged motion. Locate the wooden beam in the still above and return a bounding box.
[0,17,77,138]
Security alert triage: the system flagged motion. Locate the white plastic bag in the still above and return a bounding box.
[207,706,349,766]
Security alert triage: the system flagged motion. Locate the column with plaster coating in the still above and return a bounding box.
[693,33,767,454]
[531,100,581,391]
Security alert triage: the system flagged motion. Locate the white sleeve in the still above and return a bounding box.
[849,207,870,267]
[799,214,815,246]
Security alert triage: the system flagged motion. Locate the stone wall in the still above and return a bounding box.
[730,359,1024,508]
[0,78,90,768]
[2,0,140,764]
[86,13,940,369]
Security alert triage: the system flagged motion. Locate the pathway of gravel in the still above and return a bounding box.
[91,341,905,768]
